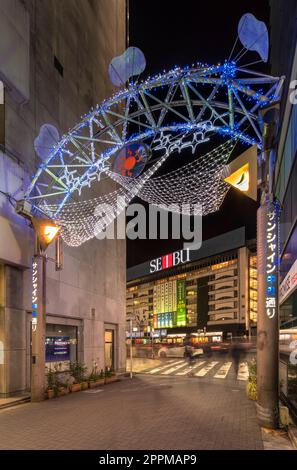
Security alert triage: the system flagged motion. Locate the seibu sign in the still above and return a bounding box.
[150,249,190,273]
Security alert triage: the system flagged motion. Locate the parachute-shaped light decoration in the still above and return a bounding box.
[108,46,146,86]
[238,13,269,62]
[34,124,60,160]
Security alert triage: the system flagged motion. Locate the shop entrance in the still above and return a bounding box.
[104,330,114,370]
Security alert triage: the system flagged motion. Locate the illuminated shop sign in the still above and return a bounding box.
[45,336,70,362]
[32,257,38,332]
[265,203,279,319]
[176,279,187,326]
[150,249,190,273]
[279,258,297,305]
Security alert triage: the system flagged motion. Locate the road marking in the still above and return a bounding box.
[214,362,232,379]
[237,362,249,381]
[161,362,189,375]
[194,361,219,377]
[149,360,185,374]
[83,389,104,394]
[175,361,206,376]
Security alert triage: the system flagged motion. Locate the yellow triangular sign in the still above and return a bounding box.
[223,145,258,201]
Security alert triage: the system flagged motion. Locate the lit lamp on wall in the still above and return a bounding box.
[32,217,60,253]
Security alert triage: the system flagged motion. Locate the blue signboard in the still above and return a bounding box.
[45,336,70,362]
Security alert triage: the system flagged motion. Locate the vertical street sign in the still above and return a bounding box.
[256,196,280,428]
[31,254,46,401]
[265,202,279,320]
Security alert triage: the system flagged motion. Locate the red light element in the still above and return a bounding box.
[162,253,173,269]
[124,156,137,170]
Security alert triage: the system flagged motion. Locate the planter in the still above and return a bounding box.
[94,378,105,387]
[47,389,55,399]
[58,386,70,397]
[80,381,89,391]
[105,375,118,384]
[89,378,105,388]
[71,383,81,393]
[58,387,66,397]
[246,380,257,401]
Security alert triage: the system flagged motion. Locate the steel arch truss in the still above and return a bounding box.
[25,62,283,217]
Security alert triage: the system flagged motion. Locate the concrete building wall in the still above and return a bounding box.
[0,0,126,397]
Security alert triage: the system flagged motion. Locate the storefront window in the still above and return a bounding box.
[288,363,297,412]
[45,324,77,369]
[280,289,297,327]
[280,221,297,282]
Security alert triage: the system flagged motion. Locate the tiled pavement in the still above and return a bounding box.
[0,375,264,450]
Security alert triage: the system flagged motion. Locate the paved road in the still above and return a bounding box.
[0,374,263,450]
[131,356,250,382]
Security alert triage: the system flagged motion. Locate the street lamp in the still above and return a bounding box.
[31,216,60,401]
[15,201,61,401]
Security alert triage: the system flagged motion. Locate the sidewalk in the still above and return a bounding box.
[0,394,30,410]
[0,376,294,450]
[0,376,263,450]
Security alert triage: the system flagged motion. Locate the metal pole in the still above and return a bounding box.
[31,236,46,402]
[130,317,133,379]
[256,147,279,428]
[151,329,154,358]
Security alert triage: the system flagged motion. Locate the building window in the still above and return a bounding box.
[249,255,257,324]
[45,324,77,369]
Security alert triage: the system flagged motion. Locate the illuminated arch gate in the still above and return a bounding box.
[24,62,283,246]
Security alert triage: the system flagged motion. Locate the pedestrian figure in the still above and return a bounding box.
[231,341,242,377]
[185,344,194,365]
[184,334,194,366]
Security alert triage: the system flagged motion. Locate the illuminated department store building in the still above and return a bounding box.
[126,227,257,342]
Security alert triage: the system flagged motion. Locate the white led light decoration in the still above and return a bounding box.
[23,62,283,246]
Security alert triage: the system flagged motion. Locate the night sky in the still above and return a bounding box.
[127,0,270,267]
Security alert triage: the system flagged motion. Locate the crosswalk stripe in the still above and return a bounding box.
[194,361,219,377]
[161,362,189,375]
[149,360,185,374]
[237,362,249,381]
[175,361,206,376]
[214,362,232,379]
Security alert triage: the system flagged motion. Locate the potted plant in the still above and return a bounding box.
[69,361,87,392]
[70,382,81,393]
[46,367,57,399]
[95,369,105,386]
[246,358,257,401]
[80,379,89,390]
[88,369,96,389]
[88,365,105,387]
[57,380,70,396]
[104,367,118,384]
